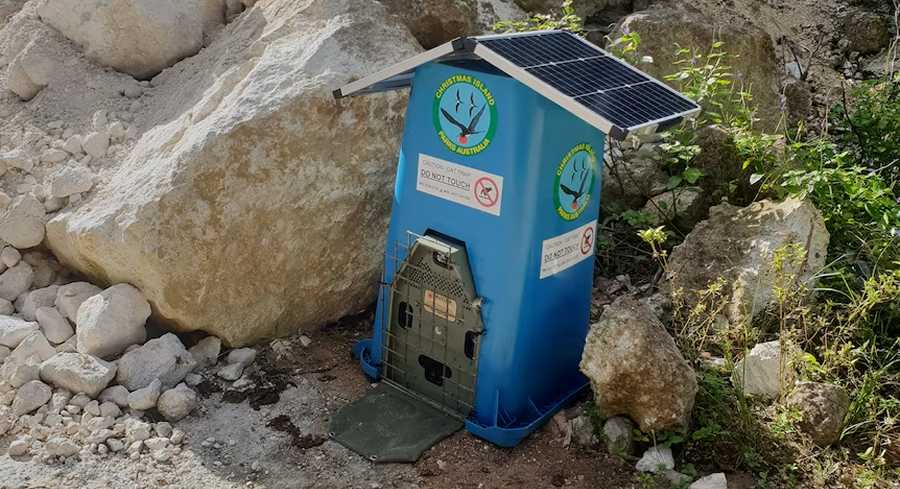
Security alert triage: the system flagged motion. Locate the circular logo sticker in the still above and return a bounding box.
[433,74,497,156]
[553,143,597,221]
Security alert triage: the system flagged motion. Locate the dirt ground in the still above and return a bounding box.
[0,307,651,489]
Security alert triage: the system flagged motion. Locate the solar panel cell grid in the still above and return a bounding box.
[479,32,600,68]
[476,31,700,132]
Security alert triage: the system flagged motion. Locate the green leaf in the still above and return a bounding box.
[682,167,705,184]
[667,175,683,189]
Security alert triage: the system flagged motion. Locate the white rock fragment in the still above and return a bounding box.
[8,332,56,367]
[0,194,46,249]
[216,362,244,381]
[76,283,150,359]
[36,307,74,344]
[226,348,256,366]
[48,166,94,199]
[12,380,52,416]
[732,340,794,397]
[690,473,728,489]
[81,131,109,158]
[117,333,195,390]
[55,282,102,322]
[0,191,11,208]
[636,445,675,473]
[0,247,21,267]
[19,285,60,321]
[0,316,39,348]
[189,336,221,368]
[39,352,117,398]
[107,438,124,452]
[156,383,197,421]
[2,355,40,387]
[45,436,79,457]
[92,111,108,131]
[98,385,129,407]
[0,149,34,173]
[0,262,34,301]
[108,121,127,140]
[125,419,151,444]
[8,438,29,456]
[128,378,161,411]
[40,148,68,164]
[62,135,83,154]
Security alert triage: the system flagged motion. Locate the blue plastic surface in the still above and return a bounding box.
[357,59,605,447]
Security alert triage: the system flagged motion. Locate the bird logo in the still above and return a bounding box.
[559,157,590,210]
[441,88,487,146]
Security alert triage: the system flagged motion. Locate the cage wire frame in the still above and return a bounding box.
[378,230,483,421]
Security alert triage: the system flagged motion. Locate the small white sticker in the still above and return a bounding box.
[416,153,503,216]
[539,222,596,279]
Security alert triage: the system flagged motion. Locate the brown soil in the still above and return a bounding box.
[290,307,647,489]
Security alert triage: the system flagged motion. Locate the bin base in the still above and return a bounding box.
[465,381,588,447]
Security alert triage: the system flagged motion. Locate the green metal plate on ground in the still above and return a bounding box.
[329,383,463,463]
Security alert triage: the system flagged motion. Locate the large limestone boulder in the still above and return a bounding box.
[668,198,829,327]
[46,0,422,346]
[381,0,477,49]
[36,0,225,79]
[614,5,781,130]
[580,297,697,432]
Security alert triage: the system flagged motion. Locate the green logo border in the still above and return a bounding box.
[432,74,498,157]
[553,143,597,221]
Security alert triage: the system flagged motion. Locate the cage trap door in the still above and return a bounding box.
[383,234,483,418]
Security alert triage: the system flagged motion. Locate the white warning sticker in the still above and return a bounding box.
[539,221,596,279]
[416,153,503,216]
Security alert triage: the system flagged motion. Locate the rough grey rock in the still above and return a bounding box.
[45,436,79,457]
[615,5,781,130]
[19,285,60,321]
[8,438,29,456]
[48,166,94,199]
[188,336,221,368]
[45,0,423,347]
[568,415,598,448]
[37,0,225,79]
[635,445,674,473]
[226,347,256,366]
[216,362,244,381]
[81,132,109,159]
[643,186,706,230]
[603,416,635,456]
[581,297,697,432]
[2,355,40,387]
[602,154,668,214]
[12,380,52,416]
[76,284,150,359]
[0,315,39,348]
[116,333,196,390]
[0,262,33,301]
[35,307,74,344]
[7,331,55,364]
[39,352,117,398]
[98,385,129,408]
[0,299,13,315]
[0,194,45,248]
[128,378,161,411]
[732,341,794,398]
[55,282,102,322]
[0,246,20,267]
[844,10,891,54]
[668,199,829,326]
[785,381,849,446]
[156,383,197,421]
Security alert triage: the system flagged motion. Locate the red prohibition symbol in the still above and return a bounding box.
[581,226,595,255]
[473,176,499,208]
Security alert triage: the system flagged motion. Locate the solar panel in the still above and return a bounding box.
[478,32,601,67]
[474,31,699,135]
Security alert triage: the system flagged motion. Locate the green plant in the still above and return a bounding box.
[493,0,584,34]
[831,81,900,182]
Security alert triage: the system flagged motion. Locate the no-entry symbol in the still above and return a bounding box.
[473,176,499,208]
[581,226,595,255]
